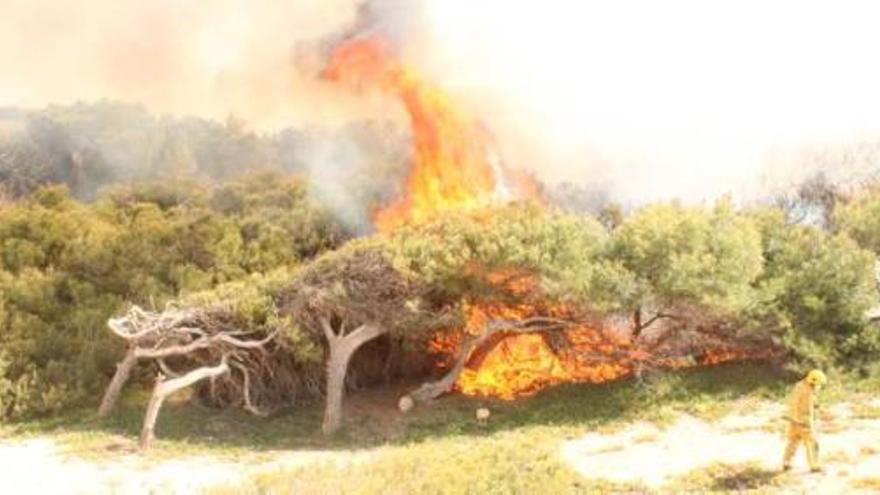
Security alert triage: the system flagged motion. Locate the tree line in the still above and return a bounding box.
[0,103,879,431]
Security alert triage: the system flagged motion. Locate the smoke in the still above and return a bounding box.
[301,0,880,208]
[0,0,384,128]
[293,121,410,234]
[4,0,880,208]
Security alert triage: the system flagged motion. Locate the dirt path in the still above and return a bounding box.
[561,397,880,493]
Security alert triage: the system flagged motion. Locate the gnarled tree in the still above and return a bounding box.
[281,243,455,435]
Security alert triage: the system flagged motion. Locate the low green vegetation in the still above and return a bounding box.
[3,175,880,426]
[3,363,791,457]
[0,173,343,419]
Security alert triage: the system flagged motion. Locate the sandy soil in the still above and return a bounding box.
[0,438,367,495]
[1,397,877,494]
[561,397,880,493]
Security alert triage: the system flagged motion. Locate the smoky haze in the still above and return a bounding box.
[3,0,880,206]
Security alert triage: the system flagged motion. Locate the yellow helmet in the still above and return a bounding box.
[806,369,827,386]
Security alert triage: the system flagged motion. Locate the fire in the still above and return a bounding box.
[326,37,760,400]
[455,329,632,401]
[428,272,636,400]
[324,37,538,231]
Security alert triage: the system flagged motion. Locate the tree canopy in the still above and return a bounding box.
[608,200,764,336]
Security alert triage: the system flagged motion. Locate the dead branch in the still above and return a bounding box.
[100,304,286,441]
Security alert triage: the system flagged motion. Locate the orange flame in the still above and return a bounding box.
[326,38,762,400]
[325,37,539,231]
[427,271,636,400]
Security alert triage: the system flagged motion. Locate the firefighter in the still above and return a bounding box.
[782,369,827,472]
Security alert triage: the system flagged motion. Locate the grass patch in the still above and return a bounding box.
[3,361,794,459]
[5,361,877,493]
[852,477,880,491]
[851,403,880,420]
[208,428,648,495]
[668,462,787,493]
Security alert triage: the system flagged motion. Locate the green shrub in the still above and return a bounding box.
[750,208,879,372]
[0,175,340,420]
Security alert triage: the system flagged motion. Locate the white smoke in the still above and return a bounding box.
[3,0,880,205]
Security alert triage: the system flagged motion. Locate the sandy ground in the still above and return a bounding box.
[561,397,880,493]
[0,438,367,495]
[1,397,877,494]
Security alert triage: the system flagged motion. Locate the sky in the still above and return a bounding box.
[2,0,880,204]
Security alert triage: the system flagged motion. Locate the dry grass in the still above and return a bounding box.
[822,449,855,463]
[858,445,879,457]
[851,403,880,420]
[851,477,880,491]
[632,431,661,444]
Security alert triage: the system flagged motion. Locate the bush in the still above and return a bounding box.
[751,208,878,372]
[0,175,341,419]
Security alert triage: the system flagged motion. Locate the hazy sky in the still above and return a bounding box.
[2,0,880,203]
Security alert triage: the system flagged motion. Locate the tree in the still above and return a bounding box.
[609,200,764,338]
[833,188,880,255]
[751,208,878,371]
[282,242,452,434]
[773,172,845,229]
[384,203,612,304]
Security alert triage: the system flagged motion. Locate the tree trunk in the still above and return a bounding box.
[140,375,165,451]
[140,359,229,450]
[321,321,385,436]
[633,307,642,338]
[98,347,138,416]
[408,324,498,403]
[322,345,351,436]
[382,336,401,385]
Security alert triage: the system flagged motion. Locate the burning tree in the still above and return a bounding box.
[380,204,639,401]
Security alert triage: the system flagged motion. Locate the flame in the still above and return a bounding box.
[325,38,763,400]
[325,37,538,231]
[426,271,771,400]
[428,308,634,400]
[427,271,636,400]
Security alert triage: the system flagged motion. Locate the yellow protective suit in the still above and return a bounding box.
[782,379,820,471]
